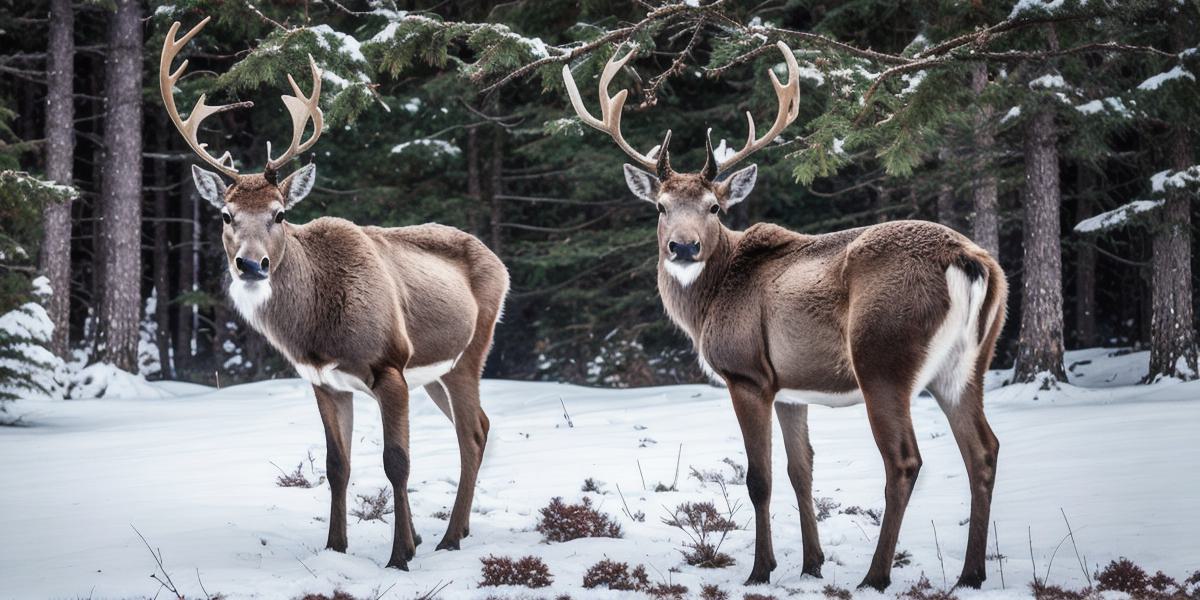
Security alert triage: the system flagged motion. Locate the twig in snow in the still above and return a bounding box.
[412,579,452,599]
[296,556,317,578]
[931,520,947,590]
[131,525,183,600]
[195,567,217,600]
[1029,526,1039,586]
[637,459,647,491]
[1060,508,1092,587]
[559,397,573,428]
[372,580,397,600]
[616,483,646,522]
[994,520,1006,589]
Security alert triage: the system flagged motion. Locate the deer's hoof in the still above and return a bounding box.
[436,538,461,551]
[857,574,891,592]
[955,571,986,589]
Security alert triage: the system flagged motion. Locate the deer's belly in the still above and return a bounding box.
[294,358,457,395]
[776,387,865,408]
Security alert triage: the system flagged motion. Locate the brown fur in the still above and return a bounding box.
[216,172,509,569]
[648,172,1008,590]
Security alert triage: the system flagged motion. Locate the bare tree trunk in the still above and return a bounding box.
[466,126,483,237]
[39,0,75,359]
[152,124,173,378]
[1146,127,1198,381]
[488,128,504,256]
[1074,170,1098,349]
[1013,104,1066,383]
[96,0,143,371]
[175,178,197,372]
[970,63,1000,259]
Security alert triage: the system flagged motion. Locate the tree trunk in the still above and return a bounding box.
[1012,104,1066,384]
[1146,128,1198,381]
[488,128,504,256]
[970,63,1000,259]
[175,177,197,372]
[466,127,482,238]
[1073,170,1098,349]
[38,0,75,359]
[96,0,143,371]
[152,124,173,378]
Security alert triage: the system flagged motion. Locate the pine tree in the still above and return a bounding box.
[38,0,74,359]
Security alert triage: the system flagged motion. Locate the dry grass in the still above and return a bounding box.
[536,497,622,542]
[350,487,393,523]
[479,555,554,588]
[580,559,649,591]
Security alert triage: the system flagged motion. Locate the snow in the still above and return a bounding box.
[1137,65,1195,91]
[391,139,462,157]
[1073,199,1163,233]
[1028,73,1067,89]
[1001,106,1021,123]
[1074,96,1130,117]
[1008,0,1065,18]
[1150,164,1200,193]
[66,363,171,400]
[1,349,1197,598]
[310,25,366,64]
[900,70,926,96]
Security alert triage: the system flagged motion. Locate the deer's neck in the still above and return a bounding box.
[229,228,316,361]
[657,225,740,347]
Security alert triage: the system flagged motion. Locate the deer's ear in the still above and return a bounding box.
[718,164,757,209]
[191,165,228,209]
[623,163,660,204]
[280,163,317,209]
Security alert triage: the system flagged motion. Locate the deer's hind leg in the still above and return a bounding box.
[372,367,417,569]
[931,376,998,589]
[314,385,353,553]
[776,402,825,577]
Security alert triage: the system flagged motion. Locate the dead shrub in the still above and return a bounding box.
[296,592,363,600]
[894,549,913,568]
[581,559,649,591]
[662,501,737,568]
[700,584,729,600]
[479,555,553,588]
[841,505,882,526]
[1096,557,1150,595]
[645,582,688,600]
[743,594,778,600]
[1030,581,1098,600]
[273,451,324,488]
[822,585,853,600]
[350,487,393,522]
[536,497,622,542]
[898,575,959,600]
[815,497,840,522]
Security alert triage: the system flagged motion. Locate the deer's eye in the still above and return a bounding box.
[274,211,285,224]
[221,212,232,225]
[709,204,720,214]
[657,203,666,215]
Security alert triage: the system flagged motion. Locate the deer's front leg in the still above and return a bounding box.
[729,379,777,585]
[314,385,353,552]
[373,367,417,569]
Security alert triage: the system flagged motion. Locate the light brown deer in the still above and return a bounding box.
[161,19,509,569]
[565,42,1008,590]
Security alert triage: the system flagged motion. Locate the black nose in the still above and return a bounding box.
[235,256,269,280]
[668,240,701,261]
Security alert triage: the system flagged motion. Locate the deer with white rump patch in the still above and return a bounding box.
[161,18,509,569]
[564,42,1008,590]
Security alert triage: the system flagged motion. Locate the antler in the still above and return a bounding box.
[265,55,324,172]
[562,48,663,173]
[714,41,801,174]
[160,18,252,178]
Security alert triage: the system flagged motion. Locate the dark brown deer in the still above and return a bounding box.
[565,42,1008,590]
[161,19,509,569]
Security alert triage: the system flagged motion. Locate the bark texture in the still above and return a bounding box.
[152,125,173,377]
[174,179,197,370]
[39,0,75,358]
[1146,128,1198,381]
[97,0,144,371]
[1074,172,1098,349]
[1013,105,1066,383]
[970,63,1000,259]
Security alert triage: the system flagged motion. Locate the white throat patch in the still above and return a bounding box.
[664,260,705,287]
[228,278,272,325]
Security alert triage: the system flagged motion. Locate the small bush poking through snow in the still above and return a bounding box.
[431,509,451,520]
[297,591,365,600]
[581,559,649,591]
[700,584,729,600]
[815,496,840,521]
[822,584,853,600]
[841,505,883,526]
[350,487,393,522]
[644,581,688,600]
[899,576,959,600]
[536,497,622,542]
[1029,581,1098,600]
[662,501,737,568]
[580,477,604,493]
[743,594,778,600]
[273,453,324,488]
[478,555,553,588]
[894,549,913,568]
[1095,557,1149,595]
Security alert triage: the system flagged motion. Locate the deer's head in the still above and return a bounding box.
[563,42,800,287]
[161,18,323,293]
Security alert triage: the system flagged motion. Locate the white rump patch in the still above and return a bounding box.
[777,388,865,408]
[404,359,456,390]
[295,362,373,396]
[918,266,988,404]
[228,279,272,326]
[664,260,705,287]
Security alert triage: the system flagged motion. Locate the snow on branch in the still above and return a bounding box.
[1074,200,1163,233]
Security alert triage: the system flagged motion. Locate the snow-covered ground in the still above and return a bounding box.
[1,348,1197,599]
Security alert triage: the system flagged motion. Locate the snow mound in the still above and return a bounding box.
[68,363,172,400]
[1074,199,1162,233]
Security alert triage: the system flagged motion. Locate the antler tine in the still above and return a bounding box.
[266,54,324,172]
[562,48,660,172]
[160,19,251,178]
[717,41,802,174]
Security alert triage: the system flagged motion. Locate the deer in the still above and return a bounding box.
[564,42,1008,591]
[160,18,509,570]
